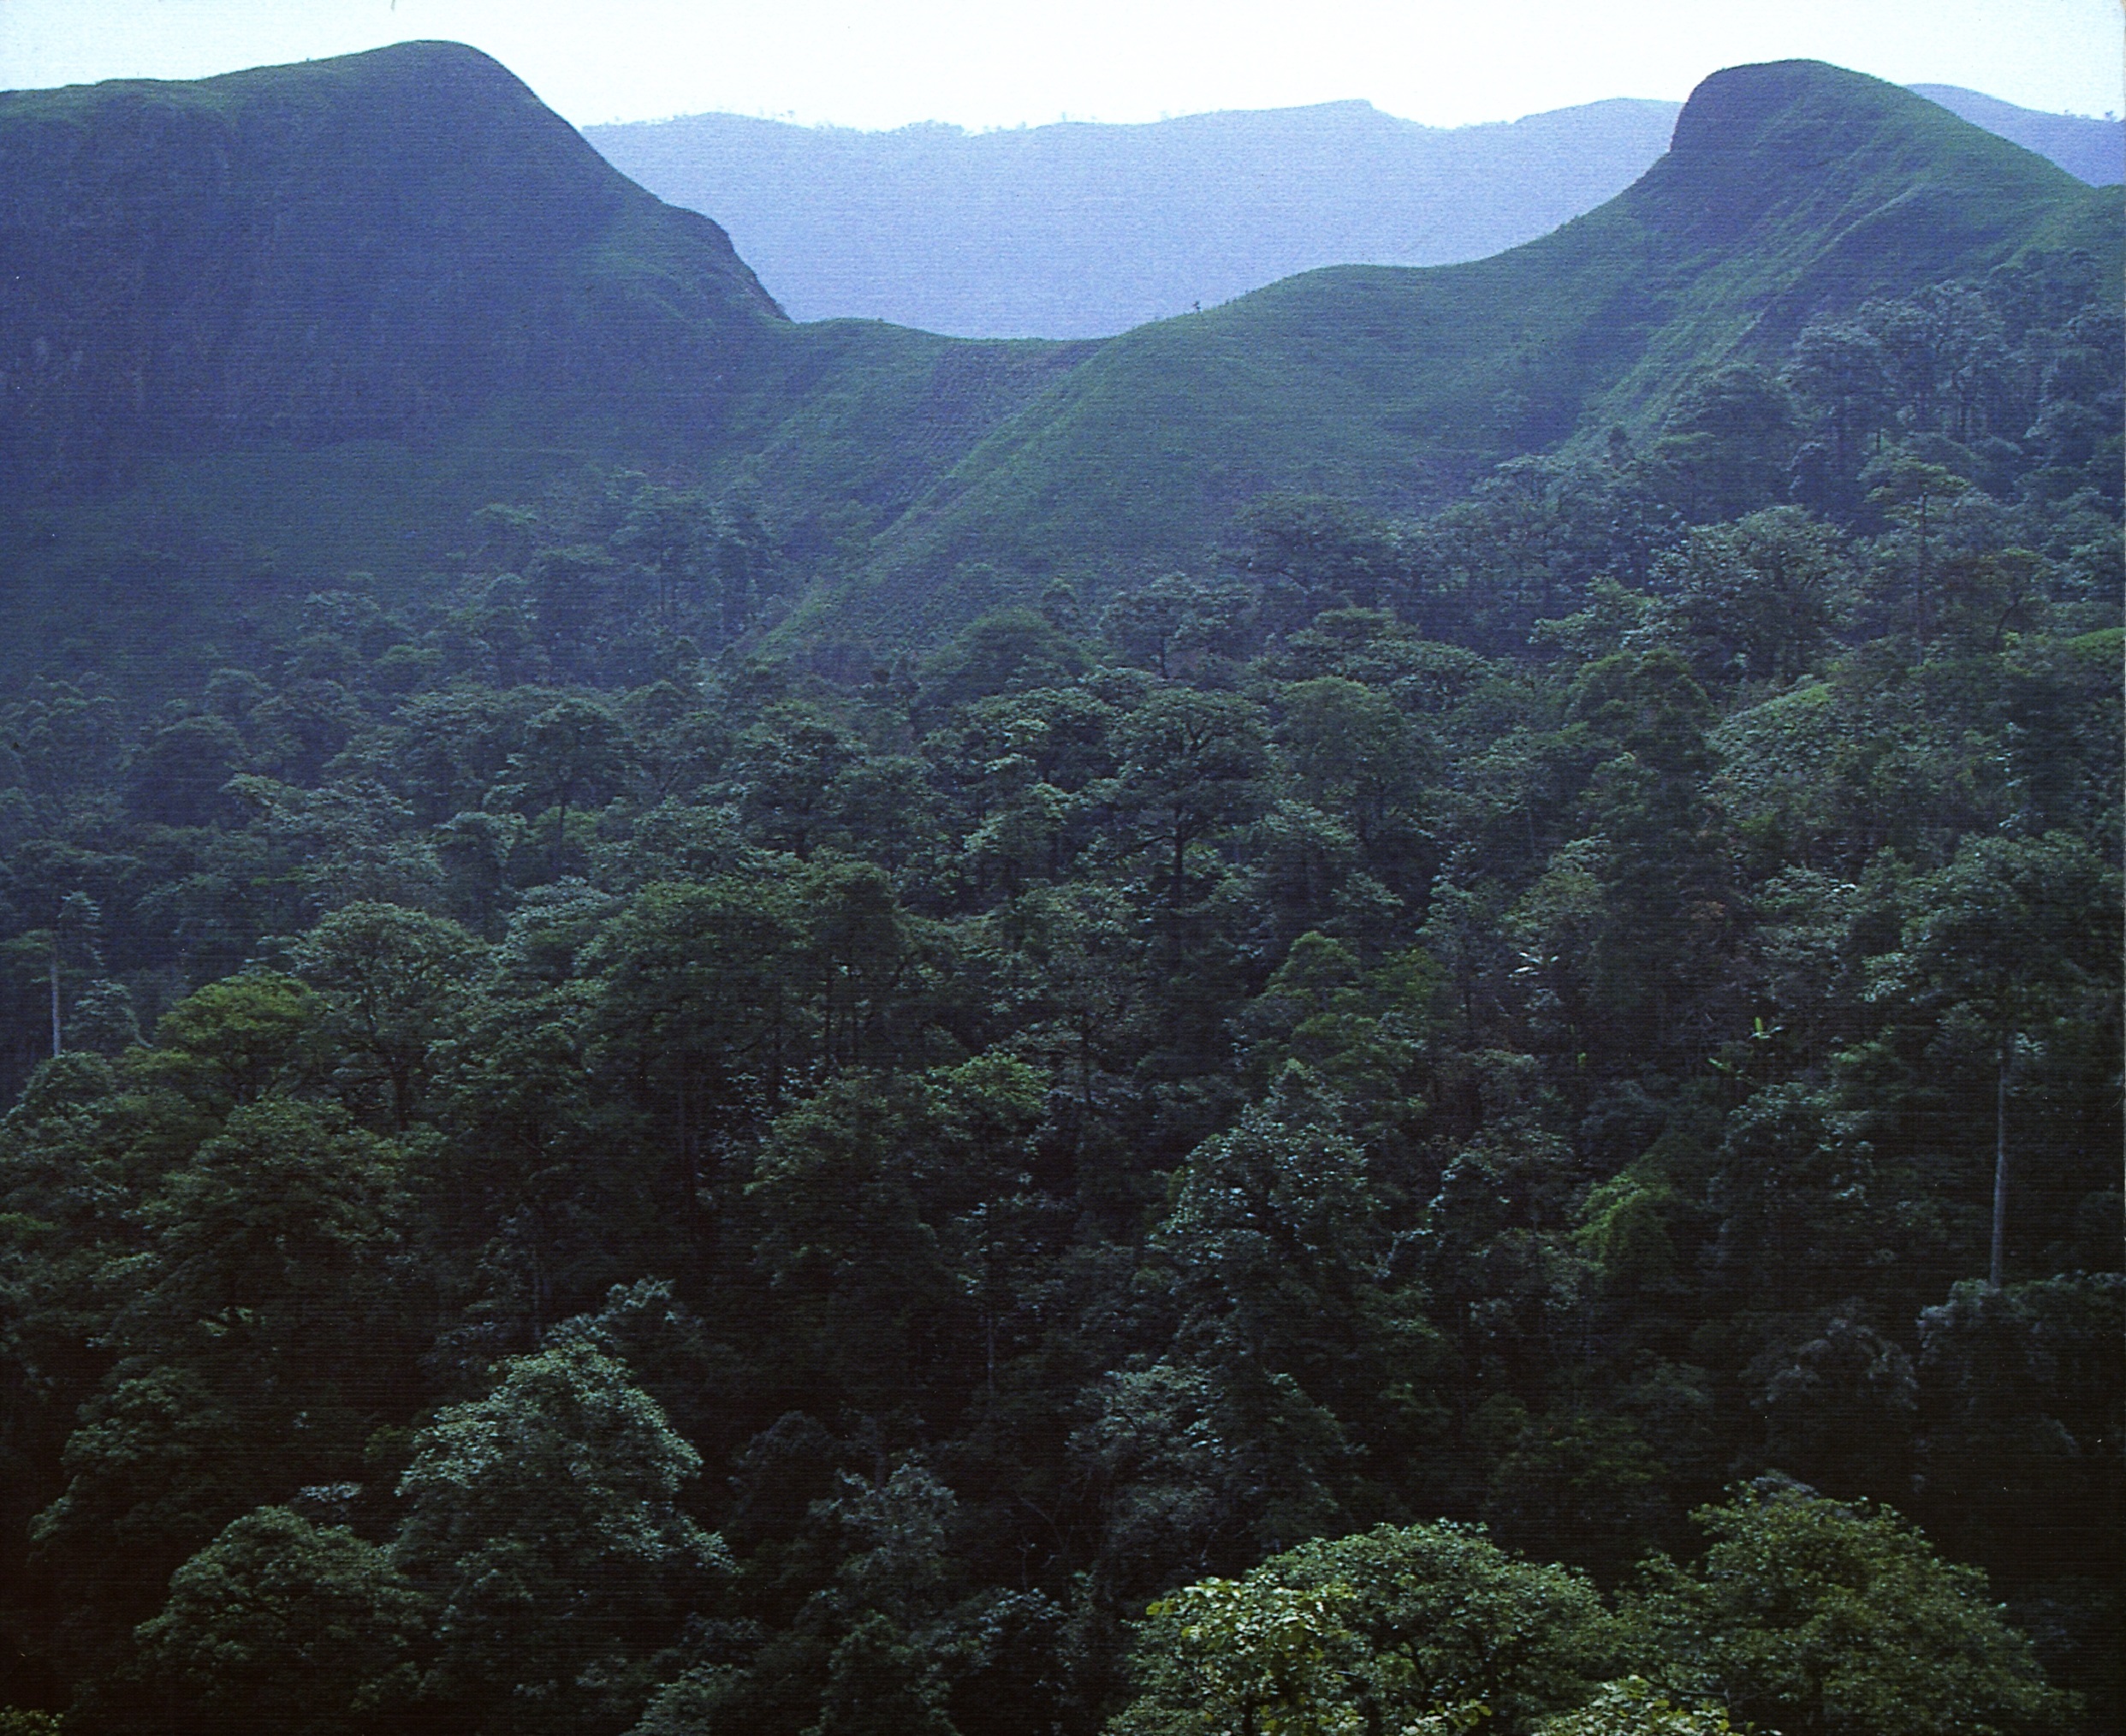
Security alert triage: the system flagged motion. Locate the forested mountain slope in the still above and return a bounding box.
[817,61,2121,639]
[2,49,2115,683]
[0,33,2118,1736]
[0,40,1095,687]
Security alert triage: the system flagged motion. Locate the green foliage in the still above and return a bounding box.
[1624,1483,2076,1736]
[1660,508,1849,687]
[130,1097,411,1355]
[1911,1275,2123,1577]
[811,1610,960,1736]
[1115,1522,1616,1736]
[1113,1577,1376,1736]
[134,1507,427,1734]
[1866,830,2116,1037]
[395,1339,728,1733]
[0,48,2116,1736]
[828,65,2112,636]
[134,978,318,1115]
[1534,1678,1740,1736]
[1648,365,1800,522]
[292,903,487,1128]
[920,607,1095,713]
[11,56,2113,680]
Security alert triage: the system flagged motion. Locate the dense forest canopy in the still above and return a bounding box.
[0,38,2120,1736]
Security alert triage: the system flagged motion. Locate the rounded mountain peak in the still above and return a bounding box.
[1638,56,2081,246]
[0,39,785,486]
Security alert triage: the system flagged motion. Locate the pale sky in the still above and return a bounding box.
[1,0,2119,129]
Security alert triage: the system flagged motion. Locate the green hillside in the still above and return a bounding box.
[0,42,1090,684]
[820,62,2120,637]
[0,41,786,482]
[0,47,2113,679]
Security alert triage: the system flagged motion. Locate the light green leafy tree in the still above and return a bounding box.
[135,972,321,1115]
[1113,1521,1616,1736]
[1534,1677,1740,1736]
[1113,1577,1377,1736]
[1623,1481,2074,1736]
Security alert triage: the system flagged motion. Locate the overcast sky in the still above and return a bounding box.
[1,0,2118,129]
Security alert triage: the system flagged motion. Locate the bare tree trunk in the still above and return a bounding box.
[1989,1033,2010,1288]
[1913,493,1929,663]
[49,939,61,1057]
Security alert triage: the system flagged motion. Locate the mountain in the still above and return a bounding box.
[813,61,2122,637]
[0,41,1089,680]
[585,98,1683,338]
[0,46,2114,678]
[587,84,2119,341]
[1909,84,2123,187]
[0,48,2117,1736]
[0,41,786,492]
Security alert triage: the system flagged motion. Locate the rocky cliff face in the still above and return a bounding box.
[0,40,785,487]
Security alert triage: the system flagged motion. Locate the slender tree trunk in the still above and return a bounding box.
[676,1070,693,1201]
[1989,1032,2010,1288]
[49,938,62,1057]
[1913,493,1930,663]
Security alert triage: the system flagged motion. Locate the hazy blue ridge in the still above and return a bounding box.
[805,60,2118,639]
[587,83,2120,339]
[1909,83,2123,187]
[585,98,1684,336]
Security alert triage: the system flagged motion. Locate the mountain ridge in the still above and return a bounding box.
[0,40,784,490]
[811,59,2118,638]
[1909,83,2123,187]
[587,82,2121,340]
[0,45,2114,675]
[587,95,1683,338]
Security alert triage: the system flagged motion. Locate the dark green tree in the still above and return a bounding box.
[1863,831,2117,1286]
[394,1338,728,1735]
[292,902,487,1130]
[133,1507,427,1736]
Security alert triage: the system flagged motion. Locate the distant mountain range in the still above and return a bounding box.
[1909,84,2123,187]
[585,86,2123,338]
[585,98,1681,338]
[1,44,2117,675]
